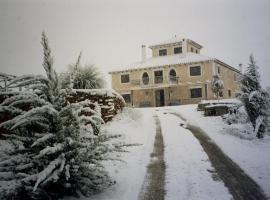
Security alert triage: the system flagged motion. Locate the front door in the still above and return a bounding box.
[155,89,165,107]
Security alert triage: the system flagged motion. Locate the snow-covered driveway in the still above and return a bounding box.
[87,107,268,200]
[157,111,231,200]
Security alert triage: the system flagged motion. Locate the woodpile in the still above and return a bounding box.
[64,89,125,122]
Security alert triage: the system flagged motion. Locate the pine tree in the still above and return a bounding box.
[211,75,224,100]
[0,32,127,199]
[239,54,270,138]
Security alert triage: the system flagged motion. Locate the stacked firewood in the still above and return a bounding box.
[65,89,125,122]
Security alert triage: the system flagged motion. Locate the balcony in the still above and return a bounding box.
[131,76,179,88]
[131,80,140,85]
[168,76,178,84]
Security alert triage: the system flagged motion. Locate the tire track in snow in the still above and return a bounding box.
[158,112,232,200]
[171,112,267,200]
[138,115,166,200]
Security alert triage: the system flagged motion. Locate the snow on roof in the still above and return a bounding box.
[110,53,214,73]
[149,36,185,47]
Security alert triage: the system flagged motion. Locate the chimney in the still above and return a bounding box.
[182,38,187,55]
[141,45,146,62]
[238,63,243,73]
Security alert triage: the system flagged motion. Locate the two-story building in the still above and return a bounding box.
[109,36,240,107]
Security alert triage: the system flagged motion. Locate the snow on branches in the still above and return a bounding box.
[211,75,224,100]
[0,32,128,199]
[239,54,270,138]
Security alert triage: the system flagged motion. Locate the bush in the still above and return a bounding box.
[60,54,106,90]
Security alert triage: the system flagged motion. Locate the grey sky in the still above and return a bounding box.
[1,0,270,87]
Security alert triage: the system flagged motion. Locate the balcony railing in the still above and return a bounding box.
[154,76,163,84]
[131,76,179,87]
[131,80,140,85]
[142,77,150,85]
[169,76,178,84]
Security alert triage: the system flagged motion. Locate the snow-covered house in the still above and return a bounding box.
[109,36,240,107]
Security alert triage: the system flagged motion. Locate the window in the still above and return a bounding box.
[190,66,201,76]
[195,49,198,54]
[159,49,167,56]
[142,72,149,85]
[216,65,220,75]
[234,73,237,81]
[154,70,163,83]
[121,74,129,83]
[169,69,177,83]
[122,94,131,103]
[228,90,231,97]
[174,47,182,54]
[191,47,194,52]
[190,88,202,98]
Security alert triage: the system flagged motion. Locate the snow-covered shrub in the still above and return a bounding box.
[221,123,255,140]
[211,75,224,99]
[0,32,128,199]
[223,105,249,125]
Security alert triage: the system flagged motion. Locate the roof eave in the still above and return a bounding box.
[214,59,241,73]
[188,39,203,49]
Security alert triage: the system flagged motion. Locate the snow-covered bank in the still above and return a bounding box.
[166,105,270,197]
[157,112,232,200]
[86,108,156,200]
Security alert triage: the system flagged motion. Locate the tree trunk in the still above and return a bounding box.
[256,124,265,139]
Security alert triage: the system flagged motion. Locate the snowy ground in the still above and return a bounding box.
[71,104,270,199]
[164,104,270,198]
[157,111,231,200]
[89,108,156,200]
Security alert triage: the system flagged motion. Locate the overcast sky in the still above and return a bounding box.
[1,0,270,87]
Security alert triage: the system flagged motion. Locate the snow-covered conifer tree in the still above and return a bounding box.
[0,32,127,199]
[239,54,270,138]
